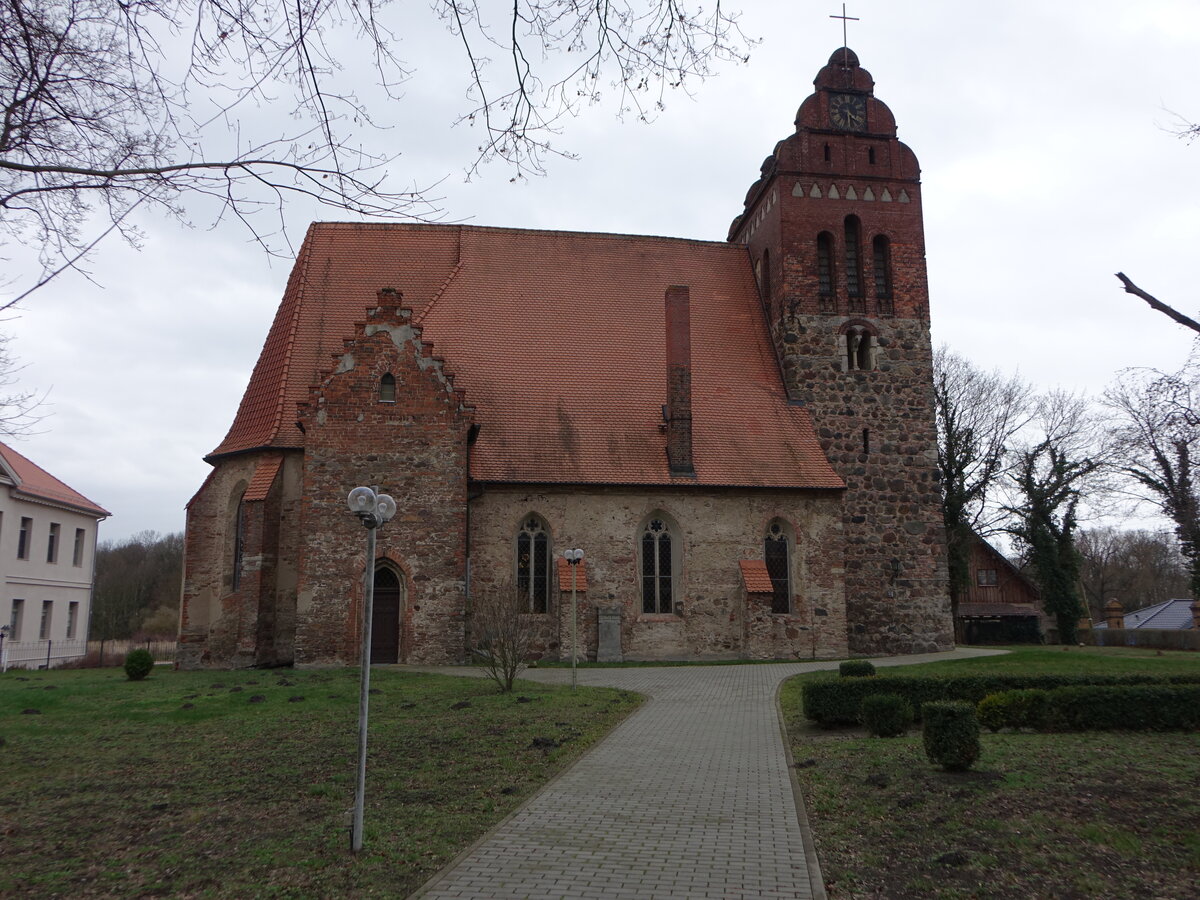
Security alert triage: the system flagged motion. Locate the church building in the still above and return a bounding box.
[178,48,953,668]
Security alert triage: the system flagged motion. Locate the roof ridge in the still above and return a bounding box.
[414,259,465,327]
[311,220,739,250]
[271,228,317,445]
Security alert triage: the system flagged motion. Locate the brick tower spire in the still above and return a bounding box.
[729,48,952,654]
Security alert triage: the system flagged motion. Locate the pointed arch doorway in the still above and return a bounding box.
[371,567,404,664]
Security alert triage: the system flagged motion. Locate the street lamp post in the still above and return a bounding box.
[346,485,396,854]
[563,549,584,690]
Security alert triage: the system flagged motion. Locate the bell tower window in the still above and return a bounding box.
[844,216,864,310]
[817,232,834,312]
[872,236,893,315]
[845,327,875,372]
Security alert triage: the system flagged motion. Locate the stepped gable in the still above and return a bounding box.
[211,222,842,490]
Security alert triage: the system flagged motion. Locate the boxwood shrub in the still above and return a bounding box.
[977,689,1049,732]
[802,673,1200,726]
[839,659,876,677]
[861,693,913,737]
[124,648,154,681]
[922,701,980,772]
[1046,684,1200,732]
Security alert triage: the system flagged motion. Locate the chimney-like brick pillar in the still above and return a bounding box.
[665,285,694,474]
[1104,599,1124,630]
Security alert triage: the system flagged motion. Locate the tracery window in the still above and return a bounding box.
[765,522,791,614]
[516,516,551,613]
[641,518,674,614]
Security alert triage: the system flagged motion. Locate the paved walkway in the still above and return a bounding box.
[411,649,1003,900]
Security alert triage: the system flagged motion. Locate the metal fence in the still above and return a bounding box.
[1,639,88,671]
[0,638,177,671]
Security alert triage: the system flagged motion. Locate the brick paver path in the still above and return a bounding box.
[411,649,1003,900]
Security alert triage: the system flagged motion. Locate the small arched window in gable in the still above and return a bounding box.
[516,516,551,614]
[844,216,864,306]
[765,522,791,614]
[379,373,396,403]
[872,235,893,315]
[641,517,675,614]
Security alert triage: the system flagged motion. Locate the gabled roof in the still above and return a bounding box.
[0,441,110,517]
[211,223,842,490]
[1096,598,1196,631]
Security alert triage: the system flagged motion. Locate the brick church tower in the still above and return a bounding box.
[729,48,952,654]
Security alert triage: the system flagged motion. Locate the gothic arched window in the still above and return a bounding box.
[845,327,875,372]
[379,373,396,403]
[816,232,834,297]
[844,216,864,307]
[872,235,893,315]
[641,517,675,614]
[229,493,246,593]
[516,516,551,613]
[765,521,791,614]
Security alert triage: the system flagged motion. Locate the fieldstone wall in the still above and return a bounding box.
[468,484,847,661]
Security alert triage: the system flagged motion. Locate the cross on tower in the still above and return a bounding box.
[830,3,859,66]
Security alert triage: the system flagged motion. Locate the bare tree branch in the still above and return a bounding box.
[1115,272,1200,334]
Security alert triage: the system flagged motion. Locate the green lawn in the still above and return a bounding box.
[0,666,641,898]
[781,646,1200,899]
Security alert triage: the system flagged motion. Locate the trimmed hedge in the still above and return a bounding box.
[922,702,980,771]
[802,673,1200,726]
[839,659,876,677]
[1046,685,1200,732]
[861,693,913,737]
[977,689,1049,732]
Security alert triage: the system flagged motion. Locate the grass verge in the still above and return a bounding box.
[0,666,641,898]
[782,646,1200,899]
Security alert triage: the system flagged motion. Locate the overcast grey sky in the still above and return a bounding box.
[4,0,1198,542]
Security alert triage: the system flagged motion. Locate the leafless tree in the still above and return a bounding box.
[933,346,1031,619]
[468,580,535,693]
[0,332,44,435]
[1104,361,1200,597]
[1076,526,1188,620]
[1004,391,1107,643]
[1,0,752,307]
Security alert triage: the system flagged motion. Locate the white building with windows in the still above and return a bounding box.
[1,441,109,668]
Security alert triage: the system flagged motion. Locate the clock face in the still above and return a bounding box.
[829,93,867,131]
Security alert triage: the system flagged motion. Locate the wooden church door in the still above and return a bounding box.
[371,568,402,664]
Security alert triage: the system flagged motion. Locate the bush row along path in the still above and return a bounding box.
[410,648,1003,900]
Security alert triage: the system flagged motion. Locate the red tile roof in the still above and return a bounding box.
[243,454,283,501]
[557,558,589,592]
[0,441,110,517]
[211,223,842,489]
[739,559,774,594]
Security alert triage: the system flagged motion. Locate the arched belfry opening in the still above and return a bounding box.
[371,566,404,663]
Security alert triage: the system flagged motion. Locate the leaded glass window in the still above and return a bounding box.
[516,516,551,613]
[641,519,674,614]
[765,522,790,614]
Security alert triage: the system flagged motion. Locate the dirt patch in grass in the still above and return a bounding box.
[0,667,641,898]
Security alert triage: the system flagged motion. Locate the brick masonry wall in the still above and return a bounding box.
[294,299,473,666]
[468,484,847,660]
